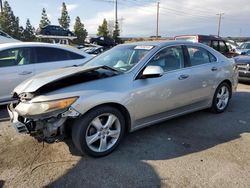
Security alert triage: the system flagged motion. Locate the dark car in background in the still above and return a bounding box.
[175,35,236,58]
[89,36,116,47]
[36,25,74,37]
[83,46,104,56]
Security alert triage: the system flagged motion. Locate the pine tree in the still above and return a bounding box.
[97,18,109,37]
[23,19,36,41]
[58,2,70,29]
[0,1,20,39]
[39,8,51,28]
[113,21,120,43]
[73,16,88,44]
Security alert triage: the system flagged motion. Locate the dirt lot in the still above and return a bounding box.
[0,83,250,188]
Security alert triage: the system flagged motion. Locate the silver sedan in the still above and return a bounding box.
[8,41,238,157]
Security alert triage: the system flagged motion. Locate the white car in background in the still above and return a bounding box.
[0,42,92,104]
[0,30,19,44]
[235,41,250,55]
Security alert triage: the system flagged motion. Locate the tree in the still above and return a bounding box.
[73,16,88,44]
[39,8,50,28]
[58,2,70,29]
[113,21,120,43]
[23,19,36,41]
[107,20,114,38]
[0,1,20,39]
[97,18,109,37]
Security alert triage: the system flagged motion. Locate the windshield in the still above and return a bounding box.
[239,43,250,49]
[83,45,154,72]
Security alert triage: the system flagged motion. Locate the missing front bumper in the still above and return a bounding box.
[7,103,80,141]
[7,104,29,134]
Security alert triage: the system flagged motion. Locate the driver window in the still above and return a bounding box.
[148,46,184,72]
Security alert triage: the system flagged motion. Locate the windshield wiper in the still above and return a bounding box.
[101,65,121,73]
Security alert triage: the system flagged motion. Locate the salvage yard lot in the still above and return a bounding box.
[0,83,250,188]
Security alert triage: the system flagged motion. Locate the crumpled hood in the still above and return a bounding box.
[13,65,104,95]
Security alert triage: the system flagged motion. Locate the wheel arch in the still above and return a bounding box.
[82,102,132,134]
[218,79,232,98]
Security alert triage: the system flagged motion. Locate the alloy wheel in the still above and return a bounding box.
[216,86,230,111]
[85,113,121,153]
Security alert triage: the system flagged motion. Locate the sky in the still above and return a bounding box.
[5,0,250,37]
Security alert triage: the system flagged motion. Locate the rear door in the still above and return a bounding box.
[33,47,86,74]
[183,45,219,103]
[0,47,34,102]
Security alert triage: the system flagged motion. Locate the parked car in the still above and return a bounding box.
[0,30,19,44]
[235,41,250,55]
[36,25,74,36]
[0,42,92,104]
[174,35,236,57]
[8,41,238,157]
[234,52,250,82]
[89,36,116,47]
[83,46,104,56]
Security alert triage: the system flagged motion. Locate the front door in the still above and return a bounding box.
[132,45,196,126]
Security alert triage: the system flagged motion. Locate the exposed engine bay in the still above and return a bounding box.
[8,66,119,143]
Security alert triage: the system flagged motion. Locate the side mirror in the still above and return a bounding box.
[141,65,164,79]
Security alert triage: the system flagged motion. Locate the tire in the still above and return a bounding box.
[210,82,231,113]
[72,106,125,157]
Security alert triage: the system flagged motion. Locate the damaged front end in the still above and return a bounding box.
[7,95,80,143]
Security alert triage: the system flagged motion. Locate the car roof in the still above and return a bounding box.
[0,42,91,57]
[120,40,197,48]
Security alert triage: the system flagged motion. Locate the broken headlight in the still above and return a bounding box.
[15,97,78,116]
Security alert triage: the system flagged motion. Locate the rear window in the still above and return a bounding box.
[187,46,217,66]
[34,47,84,63]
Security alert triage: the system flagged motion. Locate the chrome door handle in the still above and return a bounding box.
[211,67,218,71]
[19,71,32,75]
[178,74,189,80]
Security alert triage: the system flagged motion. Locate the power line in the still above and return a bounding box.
[123,0,216,21]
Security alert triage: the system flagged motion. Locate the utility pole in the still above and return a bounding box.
[216,13,224,37]
[114,0,118,27]
[156,2,160,39]
[113,0,120,42]
[0,0,3,12]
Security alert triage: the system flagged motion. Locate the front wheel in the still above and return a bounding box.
[72,106,125,157]
[210,82,231,113]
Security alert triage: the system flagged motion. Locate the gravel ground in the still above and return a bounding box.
[0,83,250,188]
